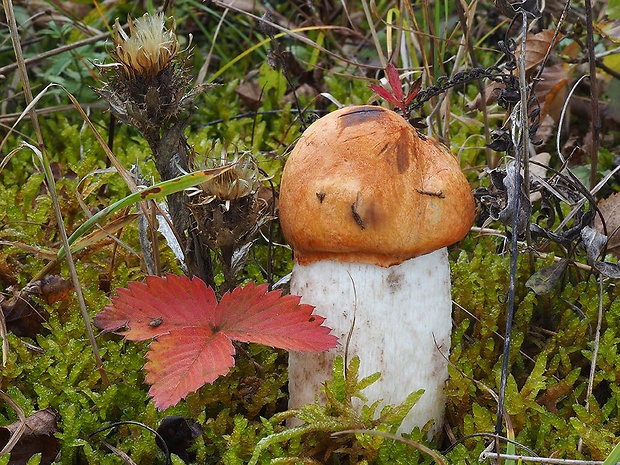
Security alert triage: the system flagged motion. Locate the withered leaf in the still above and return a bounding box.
[0,409,59,465]
[593,261,620,279]
[515,30,564,76]
[535,64,570,122]
[494,0,541,18]
[581,226,607,265]
[526,259,568,295]
[595,191,620,254]
[156,416,201,462]
[1,276,73,338]
[580,226,620,278]
[497,162,532,236]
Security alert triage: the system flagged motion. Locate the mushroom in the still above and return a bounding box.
[279,105,475,435]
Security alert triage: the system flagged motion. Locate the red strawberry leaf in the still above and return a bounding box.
[214,282,334,351]
[94,274,338,409]
[368,84,400,106]
[385,63,403,101]
[93,274,217,340]
[145,327,234,409]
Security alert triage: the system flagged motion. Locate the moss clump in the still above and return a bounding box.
[448,238,620,460]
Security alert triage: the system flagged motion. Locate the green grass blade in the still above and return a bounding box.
[57,164,232,260]
[602,441,620,465]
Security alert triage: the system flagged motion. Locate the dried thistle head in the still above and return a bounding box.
[112,12,179,81]
[96,12,208,141]
[189,143,263,206]
[186,145,274,288]
[200,155,261,201]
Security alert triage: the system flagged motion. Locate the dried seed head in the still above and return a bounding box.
[204,156,260,201]
[191,145,263,204]
[113,12,179,81]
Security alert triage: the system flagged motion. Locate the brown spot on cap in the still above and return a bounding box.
[338,106,384,128]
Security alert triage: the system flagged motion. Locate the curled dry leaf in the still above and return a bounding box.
[595,19,620,44]
[529,152,551,202]
[515,29,564,77]
[1,276,73,338]
[581,226,620,278]
[470,32,569,114]
[535,63,570,122]
[0,409,59,465]
[595,192,620,254]
[526,259,568,295]
[156,416,202,462]
[94,274,337,409]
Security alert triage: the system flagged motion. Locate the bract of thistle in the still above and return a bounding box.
[189,146,264,205]
[113,12,179,81]
[183,148,274,289]
[199,155,262,202]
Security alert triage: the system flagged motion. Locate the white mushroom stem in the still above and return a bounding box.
[288,247,451,436]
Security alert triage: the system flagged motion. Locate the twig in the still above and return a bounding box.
[579,274,604,453]
[0,103,107,125]
[333,429,446,465]
[479,451,618,465]
[495,9,530,438]
[0,295,7,367]
[0,389,27,455]
[584,0,600,190]
[0,29,112,79]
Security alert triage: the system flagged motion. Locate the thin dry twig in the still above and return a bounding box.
[0,389,27,455]
[584,0,600,190]
[0,29,112,79]
[495,9,531,438]
[479,451,617,465]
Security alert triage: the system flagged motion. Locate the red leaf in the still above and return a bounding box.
[94,274,338,408]
[385,63,403,101]
[368,84,400,106]
[145,328,235,409]
[404,76,423,105]
[214,282,335,351]
[93,274,217,340]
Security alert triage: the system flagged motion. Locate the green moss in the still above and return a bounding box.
[448,237,620,459]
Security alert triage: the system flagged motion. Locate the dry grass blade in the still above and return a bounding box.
[101,441,138,465]
[0,297,6,367]
[70,213,141,255]
[3,0,109,388]
[0,389,26,455]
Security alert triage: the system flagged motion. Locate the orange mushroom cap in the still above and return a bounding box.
[279,105,475,267]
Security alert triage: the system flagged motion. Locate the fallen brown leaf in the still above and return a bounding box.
[0,409,59,465]
[595,192,620,255]
[1,276,73,338]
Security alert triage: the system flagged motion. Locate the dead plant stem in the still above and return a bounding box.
[584,0,600,190]
[480,451,616,465]
[0,29,112,79]
[579,274,604,453]
[495,10,530,439]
